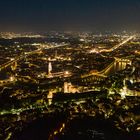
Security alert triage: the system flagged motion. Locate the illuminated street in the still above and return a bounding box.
[0,0,140,140]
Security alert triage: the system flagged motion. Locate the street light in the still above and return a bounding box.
[10,76,15,82]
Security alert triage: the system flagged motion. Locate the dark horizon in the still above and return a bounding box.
[0,0,140,32]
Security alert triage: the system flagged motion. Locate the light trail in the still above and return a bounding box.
[100,35,136,53]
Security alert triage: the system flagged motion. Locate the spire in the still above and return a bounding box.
[48,58,52,76]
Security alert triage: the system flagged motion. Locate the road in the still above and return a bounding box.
[81,35,136,78]
[0,43,69,71]
[100,35,136,53]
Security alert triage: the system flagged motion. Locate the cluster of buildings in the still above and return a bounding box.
[0,32,139,139]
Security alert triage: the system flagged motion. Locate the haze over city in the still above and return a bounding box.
[0,0,140,32]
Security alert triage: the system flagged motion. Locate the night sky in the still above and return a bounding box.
[0,0,140,32]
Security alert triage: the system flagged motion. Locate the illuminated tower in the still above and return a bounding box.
[64,82,72,93]
[11,62,17,71]
[48,58,52,76]
[64,82,68,93]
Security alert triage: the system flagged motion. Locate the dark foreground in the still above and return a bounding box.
[1,94,140,140]
[13,114,140,140]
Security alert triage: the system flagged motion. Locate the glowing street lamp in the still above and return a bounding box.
[10,76,15,82]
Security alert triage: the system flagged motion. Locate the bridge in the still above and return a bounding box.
[98,57,132,75]
[81,57,132,85]
[0,76,16,86]
[80,35,136,84]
